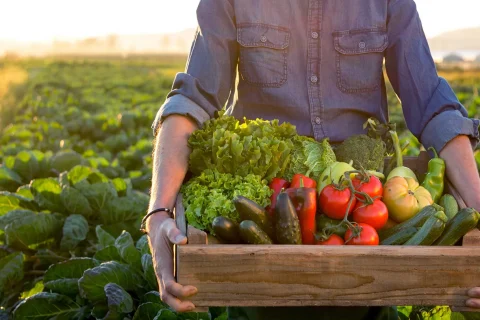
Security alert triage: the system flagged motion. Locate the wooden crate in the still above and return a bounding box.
[174,151,480,312]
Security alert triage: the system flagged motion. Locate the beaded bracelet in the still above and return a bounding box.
[140,208,173,234]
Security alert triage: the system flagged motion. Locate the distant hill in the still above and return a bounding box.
[428,27,480,51]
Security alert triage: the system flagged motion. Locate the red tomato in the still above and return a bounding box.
[319,184,356,220]
[352,175,383,201]
[352,199,389,230]
[344,223,379,245]
[315,234,344,245]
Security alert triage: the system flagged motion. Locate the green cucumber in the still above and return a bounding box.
[275,192,302,245]
[234,196,275,240]
[239,220,273,244]
[438,194,459,221]
[380,227,419,245]
[212,216,241,244]
[379,205,440,240]
[434,208,480,246]
[404,211,446,246]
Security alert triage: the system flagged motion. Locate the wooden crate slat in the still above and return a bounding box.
[178,245,480,307]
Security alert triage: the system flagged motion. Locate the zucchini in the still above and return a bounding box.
[275,192,302,244]
[212,216,241,244]
[234,196,275,240]
[404,211,447,246]
[239,220,273,244]
[380,227,418,245]
[379,205,440,240]
[438,194,459,221]
[434,208,480,246]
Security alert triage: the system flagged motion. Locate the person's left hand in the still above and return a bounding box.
[467,288,480,308]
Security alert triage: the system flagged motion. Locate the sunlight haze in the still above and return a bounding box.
[1,0,479,42]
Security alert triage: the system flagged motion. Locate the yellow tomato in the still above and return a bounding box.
[383,176,433,223]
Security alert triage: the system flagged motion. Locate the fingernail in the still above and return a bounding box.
[175,235,185,243]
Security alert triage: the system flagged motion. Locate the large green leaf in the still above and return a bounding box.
[78,261,144,302]
[115,231,142,270]
[44,258,97,296]
[75,181,117,214]
[154,309,177,320]
[16,185,34,199]
[13,292,90,320]
[0,209,36,230]
[60,186,93,218]
[132,302,163,320]
[104,283,134,313]
[136,235,151,255]
[142,254,158,291]
[67,165,93,186]
[102,191,148,224]
[0,252,24,295]
[0,165,23,192]
[5,213,63,249]
[60,214,89,251]
[111,178,131,197]
[12,150,40,182]
[50,150,84,173]
[0,191,22,215]
[96,225,116,249]
[31,178,65,213]
[94,246,122,262]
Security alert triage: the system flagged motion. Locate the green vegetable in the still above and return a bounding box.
[239,220,273,244]
[379,204,440,240]
[380,227,418,245]
[212,216,241,244]
[404,211,447,245]
[234,195,275,240]
[181,169,272,233]
[316,214,348,237]
[434,208,480,246]
[421,147,445,203]
[50,150,84,173]
[188,111,297,181]
[284,136,336,182]
[334,134,385,171]
[439,194,459,221]
[275,192,302,244]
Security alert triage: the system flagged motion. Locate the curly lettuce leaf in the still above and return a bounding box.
[181,169,272,233]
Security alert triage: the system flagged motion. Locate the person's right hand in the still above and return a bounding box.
[147,213,198,312]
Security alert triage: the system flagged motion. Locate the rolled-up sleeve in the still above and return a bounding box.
[152,0,238,134]
[385,0,479,152]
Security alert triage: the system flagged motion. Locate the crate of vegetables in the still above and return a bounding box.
[174,113,480,310]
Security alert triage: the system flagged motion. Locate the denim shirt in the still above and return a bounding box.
[153,0,479,152]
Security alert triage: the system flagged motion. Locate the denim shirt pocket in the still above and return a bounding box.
[333,28,388,93]
[237,23,290,87]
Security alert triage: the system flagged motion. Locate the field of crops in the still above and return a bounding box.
[0,56,479,320]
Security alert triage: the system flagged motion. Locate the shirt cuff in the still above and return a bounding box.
[151,94,211,135]
[420,109,480,152]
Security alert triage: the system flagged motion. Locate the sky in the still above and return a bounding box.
[0,0,479,42]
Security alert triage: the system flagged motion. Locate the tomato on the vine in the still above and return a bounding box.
[352,199,389,230]
[315,234,344,245]
[352,175,383,201]
[318,184,356,220]
[344,223,379,245]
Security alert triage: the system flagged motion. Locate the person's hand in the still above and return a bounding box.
[467,288,480,308]
[147,214,198,312]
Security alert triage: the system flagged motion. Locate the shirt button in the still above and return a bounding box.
[311,31,319,39]
[315,117,321,125]
[310,75,318,83]
[359,41,366,49]
[260,35,267,43]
